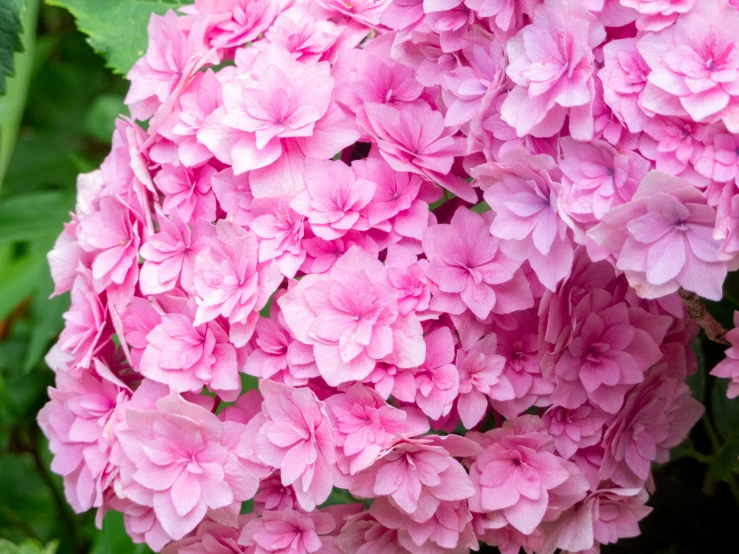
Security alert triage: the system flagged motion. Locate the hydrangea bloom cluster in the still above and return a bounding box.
[41,0,739,552]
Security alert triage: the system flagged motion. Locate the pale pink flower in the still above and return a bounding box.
[640,115,709,177]
[105,496,171,552]
[38,362,130,513]
[116,393,260,540]
[710,311,739,398]
[301,231,380,274]
[468,416,586,535]
[543,405,610,460]
[120,297,162,369]
[315,0,392,29]
[139,297,240,400]
[364,101,476,202]
[465,0,517,33]
[411,327,460,420]
[599,38,651,134]
[326,382,428,475]
[211,168,254,227]
[456,333,514,429]
[363,362,418,403]
[163,518,248,554]
[253,380,336,511]
[126,11,219,121]
[198,44,359,197]
[695,131,739,185]
[140,211,215,295]
[279,246,425,386]
[239,508,338,554]
[384,245,432,317]
[155,163,217,224]
[475,149,573,291]
[250,197,306,278]
[48,218,94,298]
[193,0,288,49]
[350,435,481,520]
[291,160,374,240]
[589,172,728,301]
[380,0,424,31]
[620,0,695,31]
[423,207,530,320]
[193,220,282,347]
[502,1,603,140]
[335,512,411,554]
[599,365,704,487]
[265,7,341,63]
[637,0,739,130]
[253,472,298,513]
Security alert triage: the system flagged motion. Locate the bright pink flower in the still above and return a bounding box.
[326,382,429,475]
[640,116,709,177]
[155,163,217,224]
[423,207,530,319]
[116,393,260,540]
[253,380,336,511]
[193,220,282,347]
[599,38,651,134]
[336,512,411,554]
[253,472,298,514]
[265,7,341,63]
[192,0,288,49]
[120,297,162,369]
[106,496,171,551]
[465,0,517,33]
[315,0,392,29]
[250,197,306,278]
[239,508,338,554]
[589,172,728,301]
[620,0,696,32]
[364,101,476,202]
[475,149,573,291]
[279,246,425,386]
[363,362,418,403]
[350,435,481,519]
[301,231,380,274]
[599,365,704,487]
[385,245,433,317]
[139,297,240,400]
[695,131,739,185]
[543,404,610,460]
[502,1,603,140]
[637,0,739,130]
[291,160,374,240]
[710,311,739,398]
[542,487,652,553]
[38,362,130,513]
[163,518,247,554]
[410,327,460,420]
[456,333,514,429]
[211,168,254,227]
[48,216,95,298]
[551,290,665,414]
[126,11,219,121]
[198,44,359,197]
[468,416,586,535]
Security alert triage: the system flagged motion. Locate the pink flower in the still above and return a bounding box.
[198,44,359,197]
[468,416,585,535]
[543,404,610,459]
[710,311,739,398]
[695,131,739,184]
[239,508,338,554]
[599,38,651,133]
[116,393,260,540]
[326,382,428,474]
[155,163,217,224]
[315,0,392,29]
[385,245,432,317]
[620,0,696,32]
[364,101,476,202]
[194,0,288,50]
[599,365,704,487]
[475,149,573,291]
[211,168,254,227]
[640,116,708,177]
[336,512,411,554]
[551,290,665,414]
[456,333,514,429]
[253,380,336,511]
[279,246,425,386]
[350,435,481,519]
[250,197,306,278]
[637,0,739,130]
[423,207,530,320]
[193,220,282,347]
[140,211,214,295]
[411,327,460,420]
[502,1,603,140]
[139,297,240,400]
[265,7,341,63]
[163,518,247,554]
[301,231,380,274]
[126,11,219,121]
[291,160,374,240]
[464,0,517,33]
[38,362,130,513]
[589,172,728,301]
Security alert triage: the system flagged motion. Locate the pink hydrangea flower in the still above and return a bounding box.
[423,207,530,320]
[191,0,288,50]
[589,172,728,301]
[543,404,610,460]
[279,246,425,386]
[710,311,739,398]
[637,0,739,130]
[265,6,342,63]
[695,131,739,185]
[621,0,695,31]
[250,197,306,278]
[163,518,246,554]
[239,508,337,554]
[475,148,573,291]
[335,511,411,554]
[599,38,651,134]
[253,380,336,511]
[384,245,433,317]
[154,163,217,224]
[193,220,282,347]
[410,327,460,420]
[456,333,514,429]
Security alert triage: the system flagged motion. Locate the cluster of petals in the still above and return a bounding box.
[39,0,739,552]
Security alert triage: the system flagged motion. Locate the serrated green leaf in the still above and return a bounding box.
[0,0,24,96]
[46,0,193,75]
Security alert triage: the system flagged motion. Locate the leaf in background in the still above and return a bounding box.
[0,252,45,321]
[0,538,59,554]
[711,378,739,441]
[85,93,126,143]
[0,191,74,244]
[23,268,69,372]
[45,0,193,75]
[0,0,40,185]
[90,512,153,554]
[709,438,739,481]
[0,0,24,95]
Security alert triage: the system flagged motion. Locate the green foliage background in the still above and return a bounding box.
[0,2,737,553]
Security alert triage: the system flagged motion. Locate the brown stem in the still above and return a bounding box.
[679,289,731,346]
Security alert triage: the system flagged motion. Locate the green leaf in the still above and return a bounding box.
[90,512,153,554]
[0,0,24,96]
[23,268,69,372]
[85,94,126,143]
[0,191,74,244]
[0,0,40,185]
[711,378,739,441]
[709,438,739,481]
[0,252,45,321]
[46,0,193,75]
[0,539,58,554]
